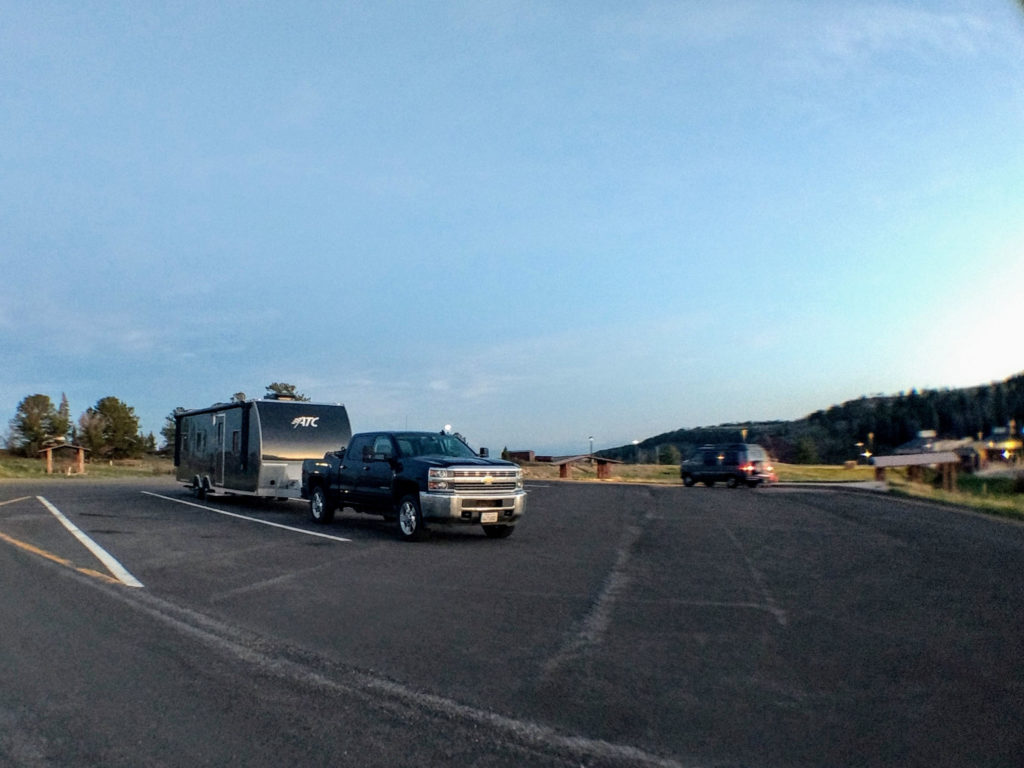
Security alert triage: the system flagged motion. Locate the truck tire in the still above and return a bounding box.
[682,474,695,487]
[483,524,514,539]
[309,486,335,524]
[396,494,426,542]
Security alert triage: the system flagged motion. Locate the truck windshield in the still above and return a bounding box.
[393,432,478,459]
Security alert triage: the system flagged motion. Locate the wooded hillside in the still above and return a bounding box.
[602,372,1024,465]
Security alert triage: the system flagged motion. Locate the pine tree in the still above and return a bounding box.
[50,393,72,442]
[10,394,57,456]
[265,382,309,401]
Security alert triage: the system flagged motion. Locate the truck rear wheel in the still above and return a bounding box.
[397,495,426,542]
[309,486,335,525]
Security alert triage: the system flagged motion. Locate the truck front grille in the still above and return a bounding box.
[450,468,519,493]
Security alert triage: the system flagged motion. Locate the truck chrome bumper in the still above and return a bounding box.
[420,490,526,524]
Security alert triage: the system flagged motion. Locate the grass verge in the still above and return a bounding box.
[520,461,876,484]
[885,470,1024,522]
[0,454,175,480]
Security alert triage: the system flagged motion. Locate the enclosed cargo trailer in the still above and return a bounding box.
[174,398,352,499]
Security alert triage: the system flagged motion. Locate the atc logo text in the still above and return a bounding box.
[291,416,320,428]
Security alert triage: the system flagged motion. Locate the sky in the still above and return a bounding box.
[2,1,1024,456]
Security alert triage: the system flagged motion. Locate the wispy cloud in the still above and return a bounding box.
[600,2,995,74]
[815,5,990,61]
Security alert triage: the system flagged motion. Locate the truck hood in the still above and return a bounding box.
[414,456,517,469]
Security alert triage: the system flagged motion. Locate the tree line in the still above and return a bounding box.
[6,393,154,459]
[6,382,309,461]
[601,371,1024,465]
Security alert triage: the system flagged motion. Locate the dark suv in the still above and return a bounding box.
[680,443,777,488]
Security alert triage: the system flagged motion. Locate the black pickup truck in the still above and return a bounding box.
[301,430,526,541]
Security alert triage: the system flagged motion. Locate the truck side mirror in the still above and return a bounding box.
[479,447,489,458]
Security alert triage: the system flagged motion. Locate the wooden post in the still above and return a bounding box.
[559,463,569,479]
[77,446,85,474]
[44,447,53,474]
[941,462,957,492]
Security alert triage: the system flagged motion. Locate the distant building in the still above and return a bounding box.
[978,425,1021,464]
[893,430,973,456]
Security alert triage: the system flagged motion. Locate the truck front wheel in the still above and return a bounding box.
[309,486,335,525]
[396,495,426,542]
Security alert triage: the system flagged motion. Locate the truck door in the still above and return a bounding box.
[335,434,370,508]
[356,434,398,512]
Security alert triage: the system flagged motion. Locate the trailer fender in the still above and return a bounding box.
[191,475,208,500]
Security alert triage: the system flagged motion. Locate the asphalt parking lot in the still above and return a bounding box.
[1,478,1022,767]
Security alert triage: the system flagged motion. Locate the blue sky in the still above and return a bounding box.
[2,1,1023,456]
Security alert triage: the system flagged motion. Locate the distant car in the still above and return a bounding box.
[680,443,777,488]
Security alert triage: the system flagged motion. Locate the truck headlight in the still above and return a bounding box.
[428,468,452,491]
[515,470,523,490]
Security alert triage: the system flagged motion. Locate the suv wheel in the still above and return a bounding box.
[682,474,696,487]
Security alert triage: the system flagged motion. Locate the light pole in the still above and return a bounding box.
[588,435,594,457]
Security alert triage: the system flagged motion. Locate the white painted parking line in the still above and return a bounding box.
[142,492,353,543]
[37,496,144,588]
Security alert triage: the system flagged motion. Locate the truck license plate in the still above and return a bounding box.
[481,512,499,524]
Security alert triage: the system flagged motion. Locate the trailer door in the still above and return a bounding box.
[215,413,226,486]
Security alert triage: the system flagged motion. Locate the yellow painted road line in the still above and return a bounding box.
[0,529,121,585]
[143,491,353,543]
[37,496,144,588]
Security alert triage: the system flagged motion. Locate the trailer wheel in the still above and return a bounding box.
[309,486,335,525]
[192,476,207,500]
[396,495,426,542]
